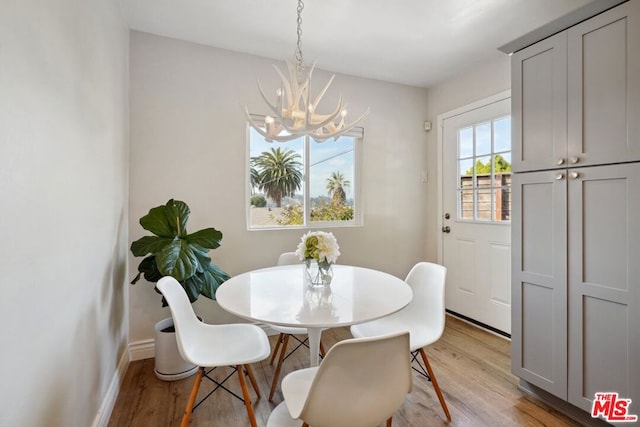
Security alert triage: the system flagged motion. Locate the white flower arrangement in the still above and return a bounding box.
[295,231,340,269]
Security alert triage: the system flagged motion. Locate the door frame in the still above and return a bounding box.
[436,90,511,263]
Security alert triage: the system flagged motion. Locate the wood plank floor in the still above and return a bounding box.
[107,316,582,426]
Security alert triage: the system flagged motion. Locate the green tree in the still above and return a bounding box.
[274,204,304,225]
[326,171,351,206]
[465,154,512,175]
[252,147,303,207]
[249,164,260,196]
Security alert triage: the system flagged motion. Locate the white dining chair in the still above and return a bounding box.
[268,252,327,401]
[350,262,452,422]
[267,332,412,427]
[156,276,271,427]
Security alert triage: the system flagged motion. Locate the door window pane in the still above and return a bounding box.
[456,115,511,222]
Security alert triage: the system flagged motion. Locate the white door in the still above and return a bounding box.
[441,96,512,334]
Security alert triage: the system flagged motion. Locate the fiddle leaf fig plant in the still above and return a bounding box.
[130,199,230,305]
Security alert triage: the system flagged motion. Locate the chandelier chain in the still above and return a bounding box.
[295,0,305,76]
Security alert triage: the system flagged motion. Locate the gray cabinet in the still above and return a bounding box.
[567,164,640,412]
[511,0,640,418]
[513,1,640,173]
[513,164,640,407]
[512,32,568,173]
[511,170,568,398]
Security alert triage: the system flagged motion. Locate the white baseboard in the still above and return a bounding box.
[129,338,155,361]
[92,348,130,427]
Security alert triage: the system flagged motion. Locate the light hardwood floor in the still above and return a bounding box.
[107,316,581,426]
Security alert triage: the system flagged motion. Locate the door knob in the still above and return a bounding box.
[442,226,451,233]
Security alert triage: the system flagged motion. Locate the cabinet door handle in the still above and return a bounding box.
[556,173,565,180]
[557,158,566,165]
[442,226,451,233]
[569,156,579,164]
[569,171,579,179]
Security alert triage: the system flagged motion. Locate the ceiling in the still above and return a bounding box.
[120,0,591,88]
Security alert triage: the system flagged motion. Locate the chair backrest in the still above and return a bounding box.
[296,332,412,427]
[156,276,203,364]
[404,262,447,339]
[277,252,300,266]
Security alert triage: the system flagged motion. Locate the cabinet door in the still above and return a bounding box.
[567,1,640,166]
[511,170,567,398]
[567,164,640,411]
[512,32,567,173]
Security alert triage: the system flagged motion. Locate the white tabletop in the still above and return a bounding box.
[216,264,412,329]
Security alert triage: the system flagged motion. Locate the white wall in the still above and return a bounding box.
[0,1,129,426]
[129,32,430,342]
[424,56,511,261]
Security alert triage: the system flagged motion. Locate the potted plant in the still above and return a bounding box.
[130,199,230,380]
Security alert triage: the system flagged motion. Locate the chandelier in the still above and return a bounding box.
[245,0,368,142]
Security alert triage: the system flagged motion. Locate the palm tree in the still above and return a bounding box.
[326,171,351,206]
[252,147,303,207]
[249,163,260,196]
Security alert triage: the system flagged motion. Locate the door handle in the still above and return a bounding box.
[442,226,451,233]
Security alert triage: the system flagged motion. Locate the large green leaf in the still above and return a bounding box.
[165,199,190,237]
[130,235,174,257]
[156,238,199,282]
[139,199,190,237]
[139,205,174,237]
[187,228,223,250]
[192,247,212,273]
[199,263,231,300]
[131,256,163,284]
[183,275,204,303]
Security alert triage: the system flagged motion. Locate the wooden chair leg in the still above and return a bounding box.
[180,367,203,427]
[237,365,258,427]
[269,333,290,401]
[302,423,309,427]
[244,364,261,398]
[270,333,285,365]
[419,348,451,422]
[319,339,326,358]
[386,417,393,426]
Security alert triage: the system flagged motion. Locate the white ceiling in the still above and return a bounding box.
[120,0,591,88]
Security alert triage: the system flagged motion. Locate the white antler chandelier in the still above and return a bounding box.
[245,0,368,142]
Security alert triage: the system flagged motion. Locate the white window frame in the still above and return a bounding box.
[246,115,364,230]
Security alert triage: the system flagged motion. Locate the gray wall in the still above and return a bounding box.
[128,31,431,343]
[0,1,129,426]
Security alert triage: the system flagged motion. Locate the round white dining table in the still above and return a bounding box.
[215,264,413,367]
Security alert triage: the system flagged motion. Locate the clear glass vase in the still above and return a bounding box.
[305,259,334,287]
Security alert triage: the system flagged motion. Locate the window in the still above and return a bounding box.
[247,119,362,229]
[457,116,511,222]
